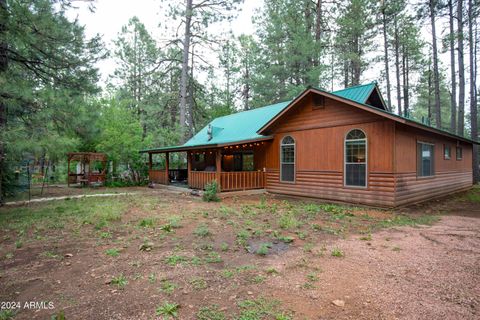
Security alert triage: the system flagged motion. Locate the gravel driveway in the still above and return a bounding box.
[276,214,480,319]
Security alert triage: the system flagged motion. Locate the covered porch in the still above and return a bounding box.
[145,139,269,192]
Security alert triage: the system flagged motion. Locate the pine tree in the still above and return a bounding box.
[112,17,160,139]
[170,0,242,141]
[335,0,376,87]
[253,0,326,104]
[0,0,104,203]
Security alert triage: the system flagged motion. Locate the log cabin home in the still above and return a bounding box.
[141,82,478,207]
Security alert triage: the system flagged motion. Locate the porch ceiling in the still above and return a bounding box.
[140,136,273,154]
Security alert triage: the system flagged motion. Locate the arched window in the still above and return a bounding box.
[345,129,367,187]
[280,136,295,182]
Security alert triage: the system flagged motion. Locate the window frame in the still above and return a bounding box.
[417,141,435,177]
[344,129,368,188]
[280,135,295,183]
[443,144,451,160]
[456,146,463,160]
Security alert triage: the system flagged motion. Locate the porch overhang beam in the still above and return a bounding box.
[139,136,274,154]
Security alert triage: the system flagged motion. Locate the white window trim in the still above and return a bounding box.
[344,129,368,188]
[280,135,295,183]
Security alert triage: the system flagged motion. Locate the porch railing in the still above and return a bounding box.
[220,171,265,191]
[189,171,216,189]
[189,170,266,191]
[149,170,168,184]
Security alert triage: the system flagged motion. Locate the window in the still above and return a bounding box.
[345,129,367,187]
[456,146,463,160]
[233,152,254,171]
[417,142,434,177]
[280,136,295,182]
[194,154,205,162]
[444,145,451,160]
[312,95,325,110]
[242,153,254,171]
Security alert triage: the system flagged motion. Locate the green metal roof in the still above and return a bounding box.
[140,100,291,152]
[140,82,476,153]
[331,82,376,104]
[184,100,291,146]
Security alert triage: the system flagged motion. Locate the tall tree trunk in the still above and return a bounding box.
[242,58,250,110]
[428,61,433,123]
[468,0,479,183]
[313,0,323,68]
[343,58,349,88]
[394,16,402,115]
[187,44,194,137]
[169,70,177,125]
[179,0,193,142]
[430,0,442,129]
[0,0,7,205]
[382,6,392,111]
[457,0,466,135]
[351,37,361,85]
[449,0,457,133]
[314,0,323,42]
[403,48,410,116]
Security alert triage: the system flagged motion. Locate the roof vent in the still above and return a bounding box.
[207,124,213,141]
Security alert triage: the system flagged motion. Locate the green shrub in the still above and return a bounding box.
[203,181,220,202]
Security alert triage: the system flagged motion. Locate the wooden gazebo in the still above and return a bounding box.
[67,152,107,187]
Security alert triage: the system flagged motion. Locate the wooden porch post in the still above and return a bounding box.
[165,152,170,185]
[187,151,192,188]
[215,149,222,191]
[67,155,70,187]
[148,153,152,170]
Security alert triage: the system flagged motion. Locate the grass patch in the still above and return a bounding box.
[463,187,480,202]
[256,243,272,256]
[40,251,60,259]
[205,251,223,263]
[251,275,266,284]
[156,301,179,319]
[190,277,208,290]
[194,224,211,237]
[100,231,112,239]
[138,218,156,228]
[0,197,127,235]
[220,242,229,251]
[110,274,128,289]
[236,229,251,246]
[159,279,177,294]
[165,254,187,266]
[306,272,319,282]
[331,248,344,257]
[15,239,23,249]
[105,248,120,257]
[0,310,16,320]
[375,214,439,228]
[148,273,157,283]
[278,213,300,230]
[197,305,226,320]
[236,298,291,320]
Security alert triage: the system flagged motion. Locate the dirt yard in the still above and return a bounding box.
[0,187,479,320]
